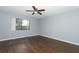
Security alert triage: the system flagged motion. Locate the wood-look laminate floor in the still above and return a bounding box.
[0,35,79,53]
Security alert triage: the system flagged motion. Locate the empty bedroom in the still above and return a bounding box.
[0,6,79,53]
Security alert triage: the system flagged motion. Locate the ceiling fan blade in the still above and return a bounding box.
[37,11,42,15]
[38,9,45,11]
[32,6,37,11]
[32,12,35,15]
[26,10,34,12]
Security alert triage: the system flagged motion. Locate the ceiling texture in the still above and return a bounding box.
[0,6,79,19]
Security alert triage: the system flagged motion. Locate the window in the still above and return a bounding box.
[16,18,30,30]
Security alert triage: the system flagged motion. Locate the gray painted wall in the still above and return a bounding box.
[0,9,79,44]
[40,10,79,44]
[0,12,39,39]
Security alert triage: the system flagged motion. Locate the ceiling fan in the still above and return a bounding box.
[26,6,45,15]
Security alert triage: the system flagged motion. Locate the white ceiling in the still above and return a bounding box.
[0,6,79,19]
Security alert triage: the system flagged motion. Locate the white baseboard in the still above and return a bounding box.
[0,34,79,46]
[41,35,79,46]
[0,34,39,41]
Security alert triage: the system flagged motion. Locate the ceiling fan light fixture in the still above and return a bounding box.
[26,6,45,15]
[34,11,37,14]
